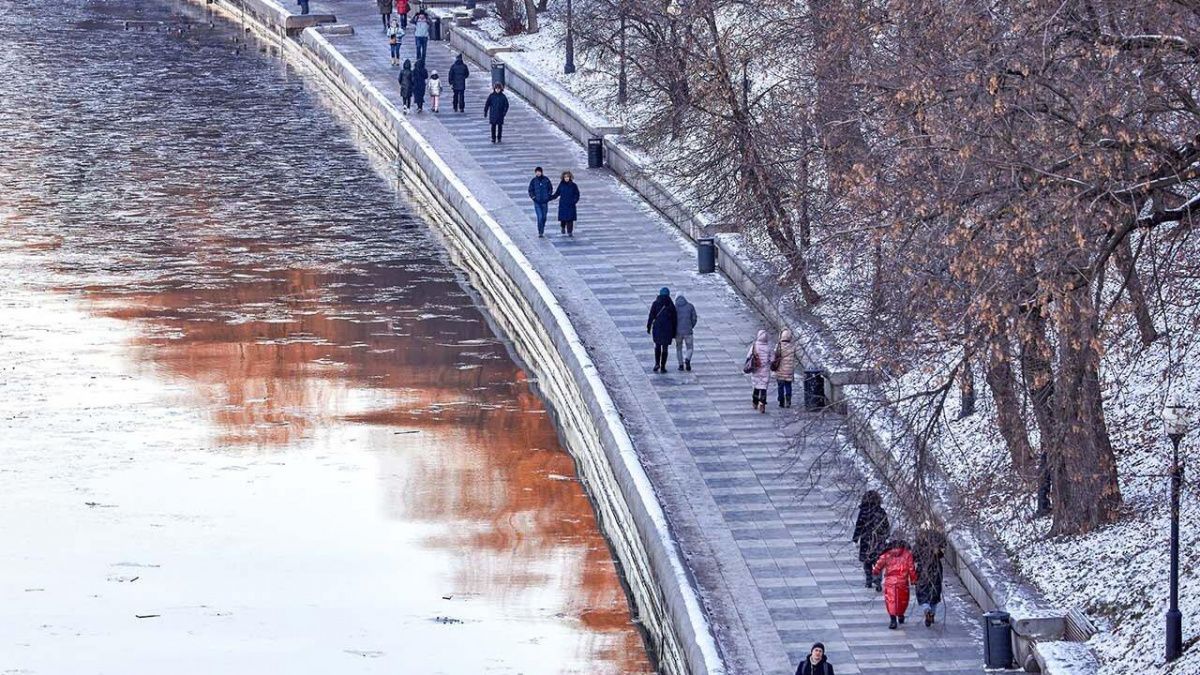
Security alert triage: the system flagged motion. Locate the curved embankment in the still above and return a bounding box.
[181,1,724,674]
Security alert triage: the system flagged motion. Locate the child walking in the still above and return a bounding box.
[428,70,442,112]
[872,539,918,629]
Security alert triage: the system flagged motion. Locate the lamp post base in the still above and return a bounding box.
[1167,609,1183,661]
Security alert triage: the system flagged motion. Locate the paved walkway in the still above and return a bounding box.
[295,2,985,672]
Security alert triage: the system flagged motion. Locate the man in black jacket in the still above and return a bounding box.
[448,54,470,112]
[528,166,554,237]
[484,83,509,143]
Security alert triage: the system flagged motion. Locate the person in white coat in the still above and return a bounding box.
[428,70,442,113]
[745,329,772,413]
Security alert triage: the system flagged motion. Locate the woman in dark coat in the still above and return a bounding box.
[411,58,429,112]
[376,0,393,29]
[914,523,946,626]
[484,83,510,143]
[552,170,580,236]
[646,287,677,373]
[852,490,890,590]
[398,60,413,110]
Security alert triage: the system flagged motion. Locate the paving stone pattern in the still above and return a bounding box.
[298,3,986,672]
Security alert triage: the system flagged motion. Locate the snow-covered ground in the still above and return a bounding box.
[473,13,1200,673]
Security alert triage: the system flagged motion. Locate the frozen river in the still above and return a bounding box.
[0,0,653,672]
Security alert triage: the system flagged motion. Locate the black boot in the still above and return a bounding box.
[785,396,792,408]
[888,616,897,630]
[678,363,685,371]
[685,359,691,371]
[924,610,934,627]
[898,614,905,624]
[864,577,873,589]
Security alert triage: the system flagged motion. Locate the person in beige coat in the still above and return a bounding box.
[771,329,798,408]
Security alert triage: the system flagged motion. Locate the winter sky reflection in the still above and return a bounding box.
[0,0,652,671]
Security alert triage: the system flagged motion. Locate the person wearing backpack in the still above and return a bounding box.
[646,288,678,373]
[745,329,772,412]
[771,328,798,407]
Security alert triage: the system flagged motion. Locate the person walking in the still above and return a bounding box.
[413,12,430,61]
[771,328,798,407]
[412,58,428,112]
[484,83,509,142]
[395,0,410,29]
[297,0,310,15]
[387,17,403,66]
[449,54,469,112]
[552,170,580,236]
[744,329,772,412]
[673,294,697,371]
[527,167,554,237]
[376,0,393,30]
[428,70,442,113]
[647,288,677,373]
[398,59,414,110]
[794,643,834,675]
[852,490,890,591]
[873,539,918,629]
[914,522,946,627]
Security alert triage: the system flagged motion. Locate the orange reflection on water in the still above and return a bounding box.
[74,263,655,674]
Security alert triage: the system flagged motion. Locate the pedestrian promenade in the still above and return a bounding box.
[299,3,985,672]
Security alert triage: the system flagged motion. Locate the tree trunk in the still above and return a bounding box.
[958,359,976,418]
[1048,285,1122,535]
[1112,236,1160,346]
[808,0,868,177]
[524,0,539,32]
[1018,304,1056,514]
[984,337,1035,473]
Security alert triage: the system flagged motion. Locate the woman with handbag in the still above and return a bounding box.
[744,329,772,412]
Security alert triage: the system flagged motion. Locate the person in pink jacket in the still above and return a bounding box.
[745,329,772,413]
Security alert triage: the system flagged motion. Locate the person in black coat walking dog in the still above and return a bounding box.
[852,490,890,591]
[552,170,580,236]
[647,287,677,373]
[795,643,834,675]
[484,83,509,143]
[448,54,470,112]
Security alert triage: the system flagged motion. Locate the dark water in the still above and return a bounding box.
[0,1,653,671]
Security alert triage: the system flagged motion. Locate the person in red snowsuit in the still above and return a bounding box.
[872,539,918,629]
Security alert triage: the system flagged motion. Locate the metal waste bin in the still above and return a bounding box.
[803,369,827,411]
[697,237,716,274]
[587,137,604,168]
[490,61,506,87]
[983,611,1014,669]
[431,16,442,40]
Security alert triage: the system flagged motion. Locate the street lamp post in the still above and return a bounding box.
[564,0,576,74]
[1163,397,1189,663]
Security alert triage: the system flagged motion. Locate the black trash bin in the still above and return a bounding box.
[587,137,604,169]
[431,16,442,41]
[697,237,716,274]
[983,611,1014,669]
[491,61,506,87]
[802,370,827,411]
